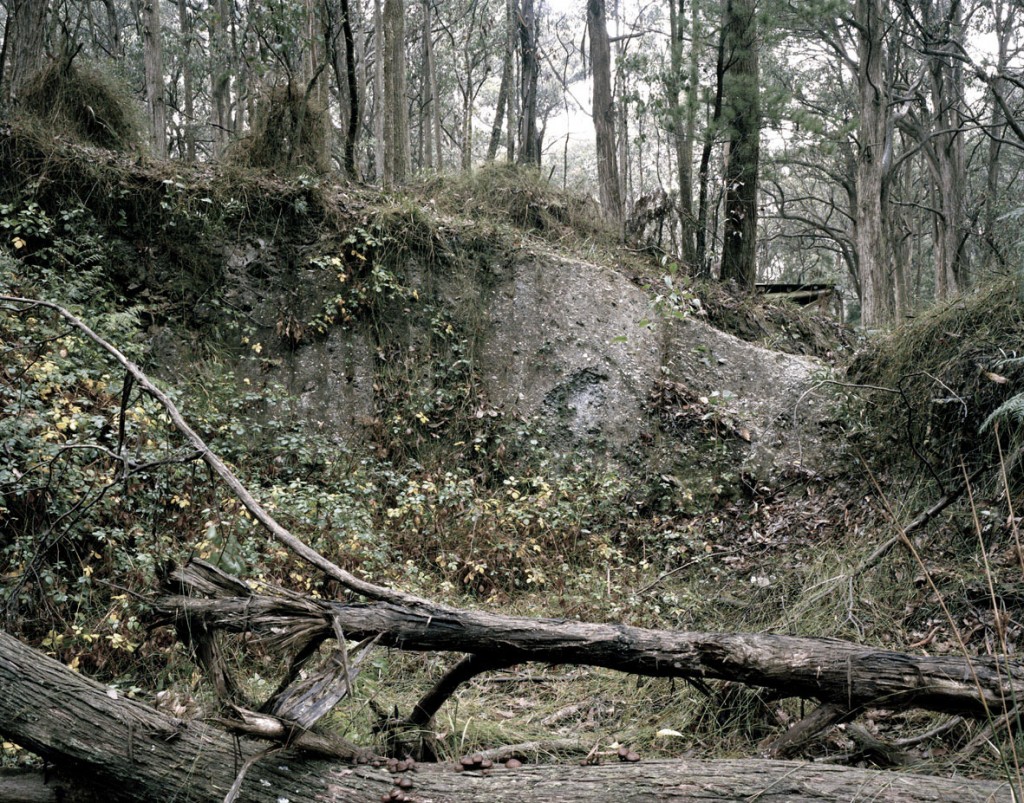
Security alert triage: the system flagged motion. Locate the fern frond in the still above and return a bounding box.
[981,392,1024,433]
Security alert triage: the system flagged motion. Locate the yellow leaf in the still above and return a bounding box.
[12,236,26,250]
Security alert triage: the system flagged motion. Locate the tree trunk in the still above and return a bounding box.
[139,0,167,158]
[175,0,196,161]
[421,0,437,169]
[516,0,540,166]
[669,0,698,268]
[719,0,759,290]
[982,0,1013,269]
[923,0,966,298]
[588,0,623,226]
[210,0,232,158]
[0,630,1014,803]
[382,0,409,185]
[487,0,514,162]
[155,561,1024,720]
[373,0,385,180]
[696,13,726,278]
[2,0,47,103]
[854,0,894,327]
[327,0,360,177]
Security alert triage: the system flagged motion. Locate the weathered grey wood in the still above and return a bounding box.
[0,630,1014,802]
[0,770,63,803]
[155,561,1024,718]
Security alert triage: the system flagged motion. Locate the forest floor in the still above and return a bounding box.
[1,113,1023,790]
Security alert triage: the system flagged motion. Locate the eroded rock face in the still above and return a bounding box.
[480,249,660,451]
[477,248,827,477]
[224,240,829,478]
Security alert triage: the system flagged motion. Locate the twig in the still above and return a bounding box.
[955,706,1020,761]
[409,654,517,728]
[222,745,283,803]
[894,715,963,747]
[759,703,852,759]
[854,467,985,577]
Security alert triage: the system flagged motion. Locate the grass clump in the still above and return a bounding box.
[229,82,329,174]
[16,57,143,152]
[848,278,1024,488]
[419,162,605,240]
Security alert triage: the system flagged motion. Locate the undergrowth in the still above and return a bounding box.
[1,112,1023,785]
[849,277,1024,492]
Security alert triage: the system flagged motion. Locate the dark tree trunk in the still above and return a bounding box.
[2,0,48,103]
[719,0,760,290]
[516,0,540,165]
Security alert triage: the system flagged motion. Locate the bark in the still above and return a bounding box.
[327,0,360,176]
[922,0,967,298]
[669,0,698,268]
[139,0,168,158]
[487,1,513,161]
[420,0,440,170]
[2,0,47,103]
[210,0,232,158]
[156,559,1024,720]
[516,0,541,165]
[982,0,1014,269]
[0,630,1016,803]
[854,0,895,327]
[696,13,726,278]
[373,0,385,180]
[719,0,760,290]
[175,0,196,161]
[588,0,623,226]
[382,0,410,185]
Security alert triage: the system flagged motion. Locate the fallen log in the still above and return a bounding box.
[157,560,1024,720]
[0,630,1015,802]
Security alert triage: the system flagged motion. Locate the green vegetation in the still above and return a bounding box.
[849,278,1024,489]
[1,123,1023,785]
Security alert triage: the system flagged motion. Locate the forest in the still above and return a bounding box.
[1,0,1024,801]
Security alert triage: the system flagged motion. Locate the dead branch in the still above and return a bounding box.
[156,560,1024,720]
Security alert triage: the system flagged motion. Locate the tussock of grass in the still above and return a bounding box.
[16,57,143,152]
[416,162,607,241]
[229,82,330,174]
[849,278,1024,486]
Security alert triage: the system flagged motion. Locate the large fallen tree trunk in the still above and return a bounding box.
[0,629,1015,803]
[157,560,1024,720]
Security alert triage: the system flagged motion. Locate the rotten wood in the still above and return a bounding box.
[0,629,1015,802]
